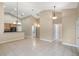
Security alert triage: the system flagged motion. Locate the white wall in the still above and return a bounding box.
[0,3,4,19]
[62,8,77,45]
[36,19,40,38]
[76,18,79,46]
[40,10,53,41]
[76,4,79,46]
[40,10,62,42]
[0,3,4,34]
[22,16,37,38]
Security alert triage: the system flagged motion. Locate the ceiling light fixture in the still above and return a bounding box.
[16,2,21,25]
[52,5,57,20]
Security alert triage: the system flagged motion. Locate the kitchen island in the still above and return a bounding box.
[0,32,24,44]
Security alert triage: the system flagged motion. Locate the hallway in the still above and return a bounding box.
[0,39,78,56]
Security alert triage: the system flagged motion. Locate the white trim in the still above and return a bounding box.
[40,39,53,43]
[62,42,79,48]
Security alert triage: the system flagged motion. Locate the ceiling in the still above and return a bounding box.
[4,2,79,19]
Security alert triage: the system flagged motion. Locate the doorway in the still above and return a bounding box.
[32,25,36,38]
[53,24,62,42]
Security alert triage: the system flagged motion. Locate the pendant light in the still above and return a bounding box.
[32,9,40,27]
[52,5,57,20]
[16,2,21,25]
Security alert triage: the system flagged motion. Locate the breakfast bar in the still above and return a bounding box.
[0,32,24,44]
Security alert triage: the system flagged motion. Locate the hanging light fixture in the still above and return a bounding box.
[32,9,40,27]
[52,5,57,20]
[16,2,21,25]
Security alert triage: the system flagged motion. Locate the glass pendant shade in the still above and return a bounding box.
[52,5,57,20]
[52,16,57,19]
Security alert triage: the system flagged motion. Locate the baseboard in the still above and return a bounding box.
[62,42,79,48]
[40,39,53,43]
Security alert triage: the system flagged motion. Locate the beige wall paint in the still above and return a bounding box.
[0,3,4,19]
[40,10,53,41]
[36,19,40,38]
[77,3,79,16]
[22,16,38,38]
[40,10,62,41]
[76,3,79,46]
[62,8,77,45]
[0,3,4,33]
[75,4,79,52]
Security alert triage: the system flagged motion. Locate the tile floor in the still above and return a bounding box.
[0,38,78,56]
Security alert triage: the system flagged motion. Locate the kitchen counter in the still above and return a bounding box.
[0,32,24,44]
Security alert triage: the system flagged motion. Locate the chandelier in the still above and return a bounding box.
[52,5,57,20]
